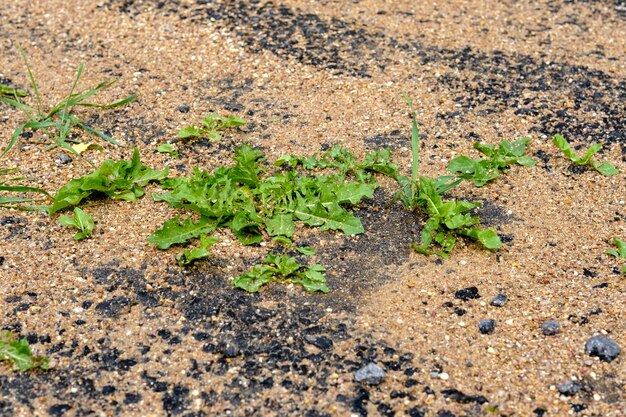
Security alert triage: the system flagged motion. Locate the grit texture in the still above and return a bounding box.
[0,0,625,416]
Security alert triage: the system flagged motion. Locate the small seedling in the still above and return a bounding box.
[50,147,168,215]
[59,207,94,241]
[176,234,219,267]
[448,138,535,186]
[233,254,328,293]
[0,168,50,211]
[552,134,618,176]
[606,238,626,273]
[177,113,246,142]
[157,143,178,157]
[0,47,136,158]
[0,332,50,371]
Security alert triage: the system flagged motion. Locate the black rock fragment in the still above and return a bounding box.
[454,286,480,301]
[441,388,488,404]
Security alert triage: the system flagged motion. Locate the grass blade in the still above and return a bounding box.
[17,45,43,115]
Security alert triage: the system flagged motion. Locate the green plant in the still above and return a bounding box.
[448,138,535,186]
[606,238,626,273]
[233,254,328,293]
[59,207,94,241]
[177,113,246,142]
[0,83,28,98]
[0,332,50,371]
[0,168,50,211]
[0,47,136,158]
[149,144,389,277]
[552,134,618,176]
[384,96,500,257]
[411,177,501,257]
[157,143,178,157]
[49,147,168,215]
[176,234,219,267]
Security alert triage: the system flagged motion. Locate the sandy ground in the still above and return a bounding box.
[1,0,625,416]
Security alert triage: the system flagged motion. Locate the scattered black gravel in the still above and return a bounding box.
[584,336,621,362]
[454,287,481,301]
[478,319,496,335]
[541,320,561,336]
[490,293,507,307]
[440,388,488,404]
[557,380,583,396]
[354,363,385,385]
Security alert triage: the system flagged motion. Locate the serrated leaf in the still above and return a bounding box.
[148,216,217,249]
[294,199,364,235]
[50,148,167,214]
[233,255,328,293]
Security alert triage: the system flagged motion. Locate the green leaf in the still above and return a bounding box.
[0,83,28,98]
[265,213,295,237]
[294,199,364,235]
[233,255,328,293]
[448,155,477,175]
[0,332,50,371]
[157,143,178,157]
[50,148,168,214]
[148,216,217,249]
[176,235,219,266]
[296,246,316,255]
[593,161,619,176]
[231,210,263,245]
[177,125,203,139]
[59,207,94,241]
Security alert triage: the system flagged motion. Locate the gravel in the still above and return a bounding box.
[55,152,73,165]
[557,380,583,396]
[455,286,481,301]
[355,363,385,385]
[584,336,621,362]
[478,319,496,334]
[490,293,507,307]
[541,320,561,336]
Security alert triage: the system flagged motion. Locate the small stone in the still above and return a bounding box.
[478,319,496,334]
[455,286,480,301]
[355,363,385,385]
[178,105,190,113]
[55,152,73,165]
[584,336,621,362]
[438,372,449,380]
[557,380,583,396]
[490,293,507,307]
[541,320,560,336]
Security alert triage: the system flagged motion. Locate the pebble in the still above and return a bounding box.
[584,336,621,362]
[478,319,496,334]
[55,152,73,165]
[541,320,560,336]
[490,293,507,307]
[355,363,385,385]
[455,286,481,301]
[557,380,583,396]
